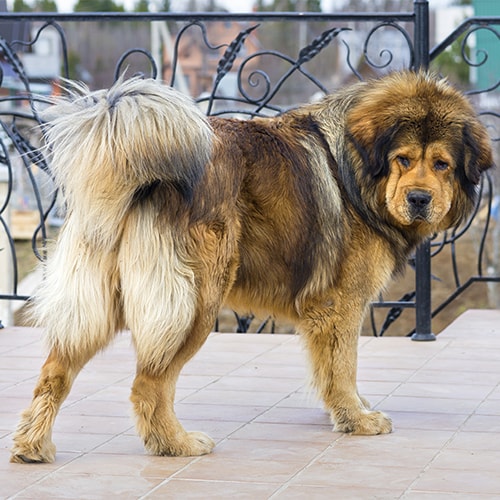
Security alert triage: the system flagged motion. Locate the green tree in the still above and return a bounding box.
[134,0,149,11]
[256,0,321,11]
[74,0,125,12]
[184,0,231,10]
[13,0,32,12]
[331,0,412,12]
[430,34,470,86]
[33,0,58,11]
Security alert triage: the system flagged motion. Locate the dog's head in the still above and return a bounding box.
[346,71,494,235]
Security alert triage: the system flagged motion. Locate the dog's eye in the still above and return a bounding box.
[397,156,410,168]
[434,160,449,171]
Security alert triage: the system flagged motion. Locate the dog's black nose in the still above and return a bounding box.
[407,190,432,212]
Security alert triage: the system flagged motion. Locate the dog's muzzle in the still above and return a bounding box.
[407,190,432,220]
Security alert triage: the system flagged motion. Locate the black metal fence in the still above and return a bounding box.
[0,0,498,337]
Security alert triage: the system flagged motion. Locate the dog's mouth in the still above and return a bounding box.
[406,190,432,222]
[410,211,430,222]
[389,189,438,227]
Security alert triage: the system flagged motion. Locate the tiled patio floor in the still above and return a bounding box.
[1,309,500,499]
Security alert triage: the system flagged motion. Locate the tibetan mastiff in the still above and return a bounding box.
[11,71,493,463]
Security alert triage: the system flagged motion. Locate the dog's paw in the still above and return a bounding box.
[10,441,56,464]
[149,431,215,457]
[333,410,392,435]
[179,431,216,456]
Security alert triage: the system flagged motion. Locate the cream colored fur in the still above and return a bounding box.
[119,208,197,372]
[29,77,207,363]
[42,77,213,250]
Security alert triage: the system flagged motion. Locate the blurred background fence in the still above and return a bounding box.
[0,0,498,336]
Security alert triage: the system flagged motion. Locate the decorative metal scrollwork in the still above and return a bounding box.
[0,10,498,335]
[344,21,414,79]
[462,25,500,95]
[364,22,414,70]
[230,26,348,117]
[114,48,159,80]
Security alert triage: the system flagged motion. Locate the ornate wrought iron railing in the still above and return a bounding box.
[0,1,498,337]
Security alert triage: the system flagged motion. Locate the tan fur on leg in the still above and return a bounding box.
[129,221,237,456]
[11,350,77,463]
[299,300,392,436]
[131,371,215,457]
[12,228,122,463]
[119,208,197,374]
[130,306,220,457]
[122,215,212,456]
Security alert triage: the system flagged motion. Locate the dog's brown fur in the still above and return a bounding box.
[11,72,493,463]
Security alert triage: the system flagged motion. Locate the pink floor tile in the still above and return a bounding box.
[0,309,499,498]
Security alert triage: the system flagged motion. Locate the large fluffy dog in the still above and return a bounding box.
[11,71,493,463]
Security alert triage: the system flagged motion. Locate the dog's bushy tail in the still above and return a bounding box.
[43,76,213,249]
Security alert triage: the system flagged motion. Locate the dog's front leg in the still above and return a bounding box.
[299,301,392,435]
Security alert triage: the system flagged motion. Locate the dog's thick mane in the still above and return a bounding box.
[283,79,419,265]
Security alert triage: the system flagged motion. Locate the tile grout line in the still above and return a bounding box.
[267,434,346,499]
[398,362,500,497]
[7,452,87,500]
[143,336,452,498]
[370,337,454,412]
[139,334,306,498]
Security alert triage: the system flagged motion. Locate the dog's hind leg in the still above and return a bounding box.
[10,348,85,463]
[10,235,122,464]
[125,220,237,456]
[130,311,218,457]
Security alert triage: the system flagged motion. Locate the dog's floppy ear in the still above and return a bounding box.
[461,120,494,184]
[346,113,400,179]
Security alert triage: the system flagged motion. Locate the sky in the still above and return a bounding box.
[53,0,261,12]
[4,0,456,10]
[52,0,453,14]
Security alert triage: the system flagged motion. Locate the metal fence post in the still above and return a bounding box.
[413,240,436,340]
[412,0,436,341]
